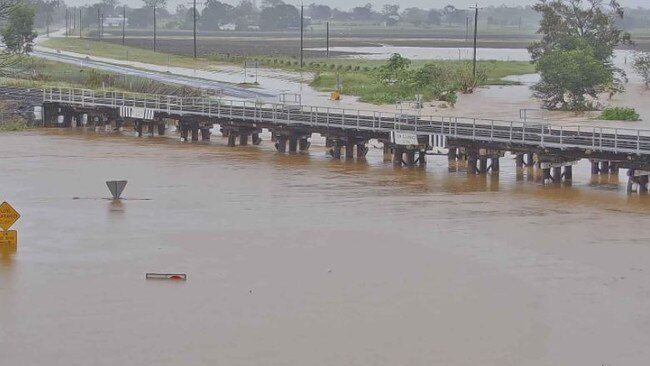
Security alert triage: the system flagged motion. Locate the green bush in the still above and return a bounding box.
[600,107,641,121]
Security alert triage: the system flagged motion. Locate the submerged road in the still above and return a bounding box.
[32,49,276,101]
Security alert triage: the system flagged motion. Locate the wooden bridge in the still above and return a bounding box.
[40,87,650,192]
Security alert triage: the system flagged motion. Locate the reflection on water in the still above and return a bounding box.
[2,129,650,366]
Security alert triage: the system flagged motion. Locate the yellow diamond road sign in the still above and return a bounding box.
[0,230,17,251]
[0,201,20,231]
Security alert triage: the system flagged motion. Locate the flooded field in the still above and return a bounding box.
[2,129,650,365]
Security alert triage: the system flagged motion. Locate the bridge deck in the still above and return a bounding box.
[42,87,650,158]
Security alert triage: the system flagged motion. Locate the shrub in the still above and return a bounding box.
[600,107,641,121]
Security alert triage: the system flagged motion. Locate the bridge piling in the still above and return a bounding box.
[135,121,143,137]
[357,143,369,158]
[490,157,499,172]
[563,166,573,181]
[158,123,166,136]
[201,128,210,141]
[383,143,392,161]
[227,132,237,147]
[253,133,262,145]
[191,127,199,142]
[345,142,355,160]
[275,136,288,152]
[448,147,458,161]
[332,141,343,159]
[591,161,601,175]
[240,133,249,146]
[299,138,311,151]
[288,137,298,152]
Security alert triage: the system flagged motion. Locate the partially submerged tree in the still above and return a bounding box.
[0,0,19,74]
[1,4,37,55]
[633,51,650,89]
[529,0,632,110]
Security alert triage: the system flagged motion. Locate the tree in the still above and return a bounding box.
[307,3,330,20]
[533,48,612,110]
[401,7,427,25]
[0,0,19,74]
[351,3,374,21]
[528,0,632,110]
[381,4,399,17]
[233,0,258,29]
[1,4,37,54]
[201,0,234,30]
[376,53,411,85]
[259,3,298,30]
[633,51,650,89]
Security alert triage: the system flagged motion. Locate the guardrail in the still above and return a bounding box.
[43,87,650,156]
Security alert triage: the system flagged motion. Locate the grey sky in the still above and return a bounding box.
[62,0,650,11]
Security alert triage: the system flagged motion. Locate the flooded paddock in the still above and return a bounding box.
[2,129,650,365]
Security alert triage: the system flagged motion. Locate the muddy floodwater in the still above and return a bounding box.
[3,129,650,366]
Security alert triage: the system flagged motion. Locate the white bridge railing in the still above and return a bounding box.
[43,87,650,156]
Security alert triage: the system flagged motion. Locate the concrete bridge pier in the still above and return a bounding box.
[158,123,166,136]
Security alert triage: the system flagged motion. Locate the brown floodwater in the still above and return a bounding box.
[2,129,650,366]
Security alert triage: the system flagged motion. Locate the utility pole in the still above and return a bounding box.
[65,9,68,37]
[153,4,157,52]
[122,5,126,46]
[326,21,329,58]
[193,0,197,58]
[79,8,82,38]
[471,4,479,78]
[97,7,101,41]
[300,3,304,68]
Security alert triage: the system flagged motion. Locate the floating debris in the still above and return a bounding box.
[145,273,187,281]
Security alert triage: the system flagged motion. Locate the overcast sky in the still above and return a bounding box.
[61,0,650,11]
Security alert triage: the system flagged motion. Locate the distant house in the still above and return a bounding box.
[220,23,236,31]
[383,15,399,27]
[103,17,128,28]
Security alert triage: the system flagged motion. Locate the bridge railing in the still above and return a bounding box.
[43,87,650,155]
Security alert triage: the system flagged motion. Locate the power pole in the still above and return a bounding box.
[79,8,82,38]
[65,9,68,37]
[326,21,329,58]
[471,4,479,78]
[97,7,101,41]
[153,5,157,52]
[300,3,304,68]
[193,0,197,58]
[122,6,126,46]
